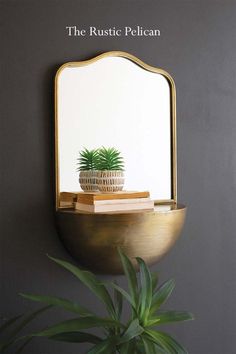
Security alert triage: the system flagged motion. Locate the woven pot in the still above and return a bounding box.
[97,171,124,192]
[79,170,98,192]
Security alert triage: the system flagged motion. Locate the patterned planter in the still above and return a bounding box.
[79,170,98,192]
[97,171,124,192]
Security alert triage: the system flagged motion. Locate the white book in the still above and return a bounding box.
[92,197,151,205]
[75,200,154,213]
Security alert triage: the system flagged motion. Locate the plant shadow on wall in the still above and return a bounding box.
[0,250,194,354]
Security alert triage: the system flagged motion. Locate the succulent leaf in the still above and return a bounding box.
[97,147,124,171]
[77,148,99,171]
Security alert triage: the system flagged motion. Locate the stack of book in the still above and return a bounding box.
[60,192,78,207]
[74,191,154,213]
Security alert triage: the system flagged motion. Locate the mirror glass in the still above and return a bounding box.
[57,55,173,203]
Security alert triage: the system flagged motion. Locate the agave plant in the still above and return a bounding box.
[18,250,193,353]
[97,147,124,171]
[77,148,100,171]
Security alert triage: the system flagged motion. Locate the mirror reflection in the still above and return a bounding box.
[56,55,173,206]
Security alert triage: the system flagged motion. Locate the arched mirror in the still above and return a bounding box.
[55,51,177,209]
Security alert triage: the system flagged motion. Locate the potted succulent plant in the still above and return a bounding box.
[97,147,125,192]
[77,148,99,192]
[5,249,193,353]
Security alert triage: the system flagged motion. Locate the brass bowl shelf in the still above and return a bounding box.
[56,204,186,274]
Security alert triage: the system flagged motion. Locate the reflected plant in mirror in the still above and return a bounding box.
[77,148,99,192]
[97,147,125,192]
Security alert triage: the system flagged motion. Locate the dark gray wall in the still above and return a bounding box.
[1,0,236,353]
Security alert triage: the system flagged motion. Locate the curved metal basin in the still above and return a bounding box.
[56,204,186,274]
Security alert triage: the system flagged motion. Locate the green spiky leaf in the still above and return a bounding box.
[151,272,159,293]
[110,282,135,309]
[0,306,51,352]
[147,311,194,327]
[136,257,153,324]
[0,315,23,334]
[142,335,164,354]
[150,279,175,315]
[119,339,136,353]
[118,319,143,344]
[20,293,94,317]
[97,147,124,171]
[118,249,138,311]
[77,148,99,171]
[87,337,117,353]
[48,331,102,344]
[32,316,121,338]
[47,255,116,319]
[113,281,123,321]
[145,329,189,354]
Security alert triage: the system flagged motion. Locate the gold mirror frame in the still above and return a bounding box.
[54,51,177,210]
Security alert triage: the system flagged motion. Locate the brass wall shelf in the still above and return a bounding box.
[56,204,186,274]
[55,52,186,273]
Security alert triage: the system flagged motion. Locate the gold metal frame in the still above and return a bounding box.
[55,51,177,210]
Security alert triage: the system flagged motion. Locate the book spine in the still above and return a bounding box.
[93,198,151,205]
[77,192,150,204]
[75,201,154,213]
[93,192,150,201]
